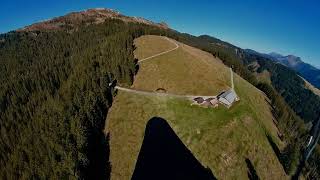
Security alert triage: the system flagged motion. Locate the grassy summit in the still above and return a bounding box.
[105,35,287,179]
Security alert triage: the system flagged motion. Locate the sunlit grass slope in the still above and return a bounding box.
[132,35,230,95]
[105,35,287,180]
[133,35,177,60]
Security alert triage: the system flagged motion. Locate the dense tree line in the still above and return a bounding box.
[0,19,159,179]
[238,49,320,178]
[304,145,320,179]
[243,53,320,124]
[257,82,308,174]
[242,52,320,178]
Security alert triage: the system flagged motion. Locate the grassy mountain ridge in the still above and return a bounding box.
[17,8,168,32]
[106,35,287,179]
[0,8,318,179]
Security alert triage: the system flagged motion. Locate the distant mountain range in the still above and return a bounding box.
[245,49,320,89]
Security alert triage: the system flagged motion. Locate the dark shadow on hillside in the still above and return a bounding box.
[131,117,216,180]
[86,131,111,180]
[85,91,112,180]
[264,98,284,141]
[245,158,260,180]
[266,134,282,162]
[266,133,291,175]
[134,58,140,74]
[291,160,305,180]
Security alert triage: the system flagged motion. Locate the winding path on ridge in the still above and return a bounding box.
[115,36,220,99]
[115,86,216,99]
[138,37,179,63]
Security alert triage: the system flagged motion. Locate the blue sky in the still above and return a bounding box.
[1,0,319,67]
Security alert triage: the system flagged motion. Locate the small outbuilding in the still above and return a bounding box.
[193,97,204,104]
[218,89,238,108]
[208,98,219,108]
[192,97,219,108]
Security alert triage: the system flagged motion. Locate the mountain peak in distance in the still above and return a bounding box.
[18,8,169,32]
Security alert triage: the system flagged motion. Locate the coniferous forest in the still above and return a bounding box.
[0,19,151,179]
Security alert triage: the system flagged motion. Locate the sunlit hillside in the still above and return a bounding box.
[106,35,287,180]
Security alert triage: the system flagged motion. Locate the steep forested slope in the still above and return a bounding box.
[0,18,151,179]
[243,52,320,124]
[269,53,320,89]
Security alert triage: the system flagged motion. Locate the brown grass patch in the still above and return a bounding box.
[132,36,230,95]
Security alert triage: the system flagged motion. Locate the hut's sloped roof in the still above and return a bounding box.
[218,89,237,104]
[193,97,204,104]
